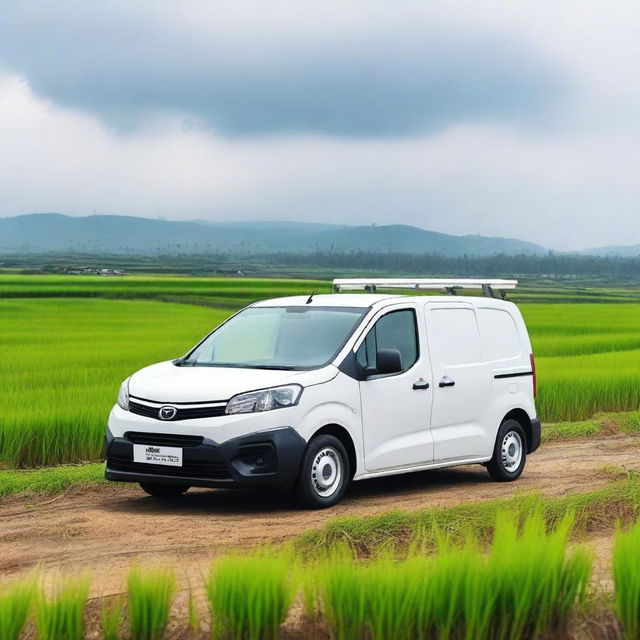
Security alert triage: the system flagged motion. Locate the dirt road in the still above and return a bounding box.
[1,435,638,595]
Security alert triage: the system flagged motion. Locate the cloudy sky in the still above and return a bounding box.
[0,1,638,250]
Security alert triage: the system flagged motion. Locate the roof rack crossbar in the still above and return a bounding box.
[332,278,517,299]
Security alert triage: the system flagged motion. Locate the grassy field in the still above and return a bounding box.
[0,274,331,308]
[527,304,640,421]
[2,273,640,303]
[1,275,639,467]
[0,298,225,467]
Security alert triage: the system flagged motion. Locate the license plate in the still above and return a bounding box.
[133,444,183,467]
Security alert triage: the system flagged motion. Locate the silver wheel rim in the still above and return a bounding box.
[501,430,523,472]
[311,447,343,498]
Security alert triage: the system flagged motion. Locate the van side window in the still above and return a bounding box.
[356,309,418,374]
[428,307,482,366]
[477,308,522,361]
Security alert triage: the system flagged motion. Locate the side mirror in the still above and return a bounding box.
[374,348,403,375]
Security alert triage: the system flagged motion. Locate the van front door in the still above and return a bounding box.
[424,302,492,461]
[357,306,434,472]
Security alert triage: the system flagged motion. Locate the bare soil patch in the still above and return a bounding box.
[1,435,638,597]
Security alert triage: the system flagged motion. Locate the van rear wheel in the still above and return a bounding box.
[486,419,526,482]
[140,482,190,497]
[294,435,350,509]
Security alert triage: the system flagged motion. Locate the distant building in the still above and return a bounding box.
[62,266,127,276]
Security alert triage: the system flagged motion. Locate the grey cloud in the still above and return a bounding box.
[0,3,565,136]
[0,1,637,250]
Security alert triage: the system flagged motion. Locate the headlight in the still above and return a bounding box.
[225,384,303,415]
[117,377,130,411]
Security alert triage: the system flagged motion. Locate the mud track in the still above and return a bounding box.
[1,435,638,596]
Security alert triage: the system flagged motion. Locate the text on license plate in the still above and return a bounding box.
[133,444,183,467]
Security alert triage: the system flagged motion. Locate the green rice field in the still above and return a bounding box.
[0,274,331,308]
[0,298,225,467]
[530,304,640,421]
[1,275,639,468]
[1,273,640,304]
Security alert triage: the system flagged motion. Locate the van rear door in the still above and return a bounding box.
[424,302,492,461]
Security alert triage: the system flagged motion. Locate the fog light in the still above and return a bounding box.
[231,443,277,475]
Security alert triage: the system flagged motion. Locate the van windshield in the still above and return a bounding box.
[182,306,368,370]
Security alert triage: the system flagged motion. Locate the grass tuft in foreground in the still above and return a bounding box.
[188,591,200,634]
[100,596,123,640]
[296,476,640,558]
[0,576,37,640]
[127,566,176,640]
[207,552,296,640]
[35,573,91,640]
[614,519,640,640]
[317,550,368,640]
[317,513,591,640]
[489,512,591,639]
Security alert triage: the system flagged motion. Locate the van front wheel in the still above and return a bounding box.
[486,419,526,482]
[294,435,350,509]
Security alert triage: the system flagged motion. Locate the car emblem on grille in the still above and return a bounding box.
[158,405,178,420]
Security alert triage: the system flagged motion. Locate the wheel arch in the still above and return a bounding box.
[501,408,534,453]
[310,423,357,479]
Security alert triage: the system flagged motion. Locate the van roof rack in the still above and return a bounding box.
[332,278,517,299]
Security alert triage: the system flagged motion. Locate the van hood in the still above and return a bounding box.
[128,361,338,403]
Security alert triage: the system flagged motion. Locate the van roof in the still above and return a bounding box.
[250,294,516,309]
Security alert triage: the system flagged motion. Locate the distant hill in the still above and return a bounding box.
[578,244,640,258]
[0,213,548,257]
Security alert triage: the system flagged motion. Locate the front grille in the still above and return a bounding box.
[108,454,231,480]
[129,400,226,421]
[125,432,204,448]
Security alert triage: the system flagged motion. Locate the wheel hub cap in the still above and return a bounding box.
[501,430,523,472]
[311,447,342,497]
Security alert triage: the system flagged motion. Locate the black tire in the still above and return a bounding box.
[486,419,527,482]
[294,435,350,509]
[139,482,190,497]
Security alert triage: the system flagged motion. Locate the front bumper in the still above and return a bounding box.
[105,426,307,489]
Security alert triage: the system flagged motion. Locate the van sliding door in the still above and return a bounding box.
[424,302,492,461]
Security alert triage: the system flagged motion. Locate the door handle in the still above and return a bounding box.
[439,376,456,388]
[412,378,430,390]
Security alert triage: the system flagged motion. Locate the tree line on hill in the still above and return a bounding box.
[4,249,640,279]
[254,251,640,277]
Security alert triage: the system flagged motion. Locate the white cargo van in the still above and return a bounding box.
[106,279,540,508]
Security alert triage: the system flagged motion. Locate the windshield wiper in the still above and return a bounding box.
[174,360,298,370]
[248,365,298,370]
